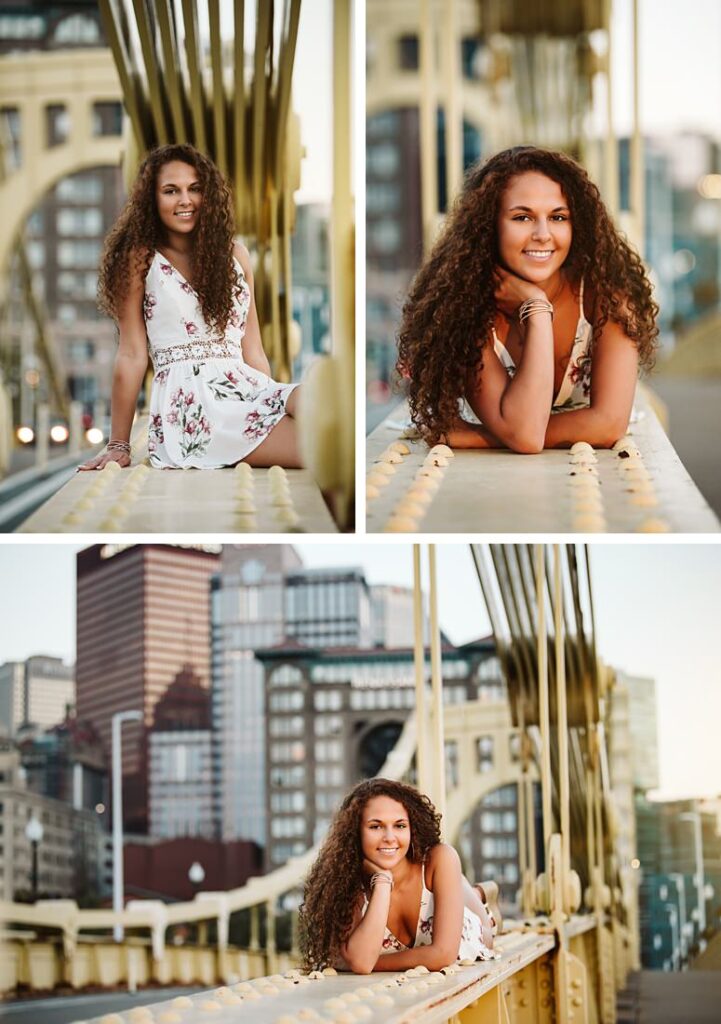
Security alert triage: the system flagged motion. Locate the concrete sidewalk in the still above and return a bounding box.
[617,970,721,1023]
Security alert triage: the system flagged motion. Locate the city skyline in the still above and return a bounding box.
[1,543,719,802]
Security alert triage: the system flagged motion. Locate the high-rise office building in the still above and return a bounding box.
[211,545,303,845]
[616,670,660,792]
[0,656,74,735]
[76,544,219,832]
[148,664,213,840]
[211,549,421,847]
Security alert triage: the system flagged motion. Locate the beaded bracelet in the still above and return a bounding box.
[106,439,131,455]
[369,872,394,891]
[518,298,554,324]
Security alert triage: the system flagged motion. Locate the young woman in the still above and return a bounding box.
[397,146,658,454]
[300,778,498,974]
[79,143,302,471]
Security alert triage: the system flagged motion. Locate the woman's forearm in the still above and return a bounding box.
[343,887,392,974]
[495,312,554,451]
[543,404,629,449]
[371,941,459,973]
[110,353,148,441]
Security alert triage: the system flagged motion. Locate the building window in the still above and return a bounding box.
[92,102,122,137]
[367,143,400,178]
[57,303,78,324]
[58,240,101,268]
[46,105,70,147]
[445,740,459,789]
[314,690,343,712]
[269,716,304,738]
[270,741,305,763]
[477,736,494,772]
[314,715,343,737]
[315,739,342,762]
[57,208,102,236]
[68,376,98,403]
[1,107,21,169]
[56,176,103,203]
[398,34,419,71]
[368,221,401,255]
[269,691,303,712]
[315,764,344,786]
[52,13,102,45]
[269,664,303,685]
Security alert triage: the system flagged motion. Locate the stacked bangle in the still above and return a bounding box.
[106,439,131,455]
[369,872,393,891]
[518,298,554,324]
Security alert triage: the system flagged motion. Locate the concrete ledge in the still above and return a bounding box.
[366,390,720,533]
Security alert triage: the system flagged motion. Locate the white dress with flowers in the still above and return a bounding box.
[361,861,498,963]
[143,250,298,469]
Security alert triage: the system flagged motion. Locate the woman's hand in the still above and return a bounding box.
[78,447,131,472]
[494,267,547,317]
[363,857,393,886]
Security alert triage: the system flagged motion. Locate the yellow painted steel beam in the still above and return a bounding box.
[98,0,146,149]
[630,0,644,255]
[181,0,209,151]
[554,546,572,912]
[132,0,170,145]
[273,0,302,188]
[155,0,187,140]
[428,545,447,826]
[443,0,462,204]
[208,0,228,176]
[419,0,438,252]
[252,2,273,239]
[232,0,248,226]
[535,544,553,852]
[413,544,430,791]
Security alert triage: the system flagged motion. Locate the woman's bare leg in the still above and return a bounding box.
[243,415,303,468]
[284,384,301,418]
[461,876,496,947]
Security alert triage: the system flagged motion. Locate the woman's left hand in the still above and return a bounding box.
[494,266,547,317]
[363,857,393,885]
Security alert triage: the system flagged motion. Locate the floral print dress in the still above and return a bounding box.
[144,250,298,469]
[361,861,498,963]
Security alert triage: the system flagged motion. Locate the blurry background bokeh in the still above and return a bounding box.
[366,0,721,514]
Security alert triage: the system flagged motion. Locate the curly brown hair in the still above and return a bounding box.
[98,143,239,334]
[299,778,442,970]
[397,146,659,444]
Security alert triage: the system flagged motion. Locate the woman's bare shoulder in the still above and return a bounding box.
[425,843,462,885]
[233,241,252,275]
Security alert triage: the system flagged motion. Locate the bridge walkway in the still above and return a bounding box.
[366,389,720,533]
[616,971,721,1024]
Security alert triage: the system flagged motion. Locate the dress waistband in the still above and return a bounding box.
[151,338,241,369]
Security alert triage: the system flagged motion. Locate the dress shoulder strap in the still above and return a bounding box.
[578,277,586,319]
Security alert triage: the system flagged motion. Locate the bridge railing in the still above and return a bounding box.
[36,912,622,1024]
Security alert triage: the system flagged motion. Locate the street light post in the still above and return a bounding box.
[25,815,44,902]
[680,811,706,938]
[112,709,143,942]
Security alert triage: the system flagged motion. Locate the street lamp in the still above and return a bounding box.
[680,812,706,937]
[188,861,205,895]
[25,815,44,902]
[112,709,143,942]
